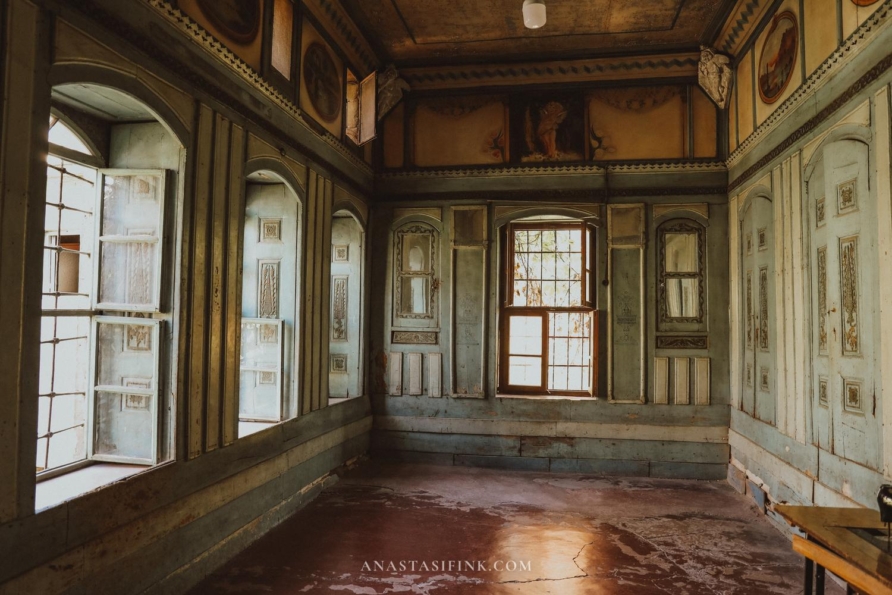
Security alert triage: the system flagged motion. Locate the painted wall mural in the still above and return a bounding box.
[412,96,508,167]
[512,95,584,163]
[758,12,799,104]
[299,19,344,137]
[385,83,716,168]
[303,43,341,123]
[196,0,261,44]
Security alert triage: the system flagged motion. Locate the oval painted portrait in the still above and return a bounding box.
[758,11,799,104]
[303,42,342,123]
[850,0,879,5]
[197,0,261,45]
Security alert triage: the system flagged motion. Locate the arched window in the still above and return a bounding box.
[328,210,365,402]
[38,86,182,480]
[238,170,302,437]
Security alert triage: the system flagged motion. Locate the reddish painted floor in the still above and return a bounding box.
[190,461,841,594]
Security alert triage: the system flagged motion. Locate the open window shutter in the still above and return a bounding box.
[358,71,377,145]
[92,169,167,312]
[88,316,161,465]
[239,318,285,422]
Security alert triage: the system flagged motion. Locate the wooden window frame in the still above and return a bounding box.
[498,221,598,396]
[261,0,299,100]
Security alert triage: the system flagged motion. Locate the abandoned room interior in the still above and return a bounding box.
[1,0,892,592]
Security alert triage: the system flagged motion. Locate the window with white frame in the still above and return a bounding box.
[38,117,169,474]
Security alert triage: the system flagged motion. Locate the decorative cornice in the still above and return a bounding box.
[377,161,726,181]
[715,0,772,57]
[378,186,728,203]
[302,0,380,75]
[728,2,892,191]
[142,0,373,177]
[401,54,700,91]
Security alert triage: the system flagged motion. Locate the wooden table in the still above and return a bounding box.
[776,505,892,595]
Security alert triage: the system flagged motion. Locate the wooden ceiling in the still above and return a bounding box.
[341,0,736,67]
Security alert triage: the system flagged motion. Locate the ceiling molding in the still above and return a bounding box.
[378,161,726,180]
[401,53,700,91]
[301,0,381,75]
[728,2,892,189]
[713,0,775,57]
[342,0,735,67]
[138,0,373,178]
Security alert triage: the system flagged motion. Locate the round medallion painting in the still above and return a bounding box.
[196,0,261,45]
[758,12,799,104]
[303,43,342,123]
[851,0,879,6]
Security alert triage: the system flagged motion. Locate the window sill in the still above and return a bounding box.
[497,393,597,401]
[238,420,278,438]
[36,462,146,511]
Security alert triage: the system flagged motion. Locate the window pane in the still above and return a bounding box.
[271,0,294,78]
[36,437,48,473]
[400,276,430,315]
[547,311,592,392]
[98,172,164,309]
[665,233,698,273]
[38,314,89,473]
[509,356,541,386]
[665,278,700,318]
[91,318,159,464]
[401,234,431,272]
[47,426,85,470]
[98,241,157,306]
[49,121,92,154]
[240,319,284,422]
[509,316,542,355]
[513,281,528,306]
[95,321,156,388]
[94,390,153,461]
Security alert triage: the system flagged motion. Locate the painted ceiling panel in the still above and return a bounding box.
[342,0,734,66]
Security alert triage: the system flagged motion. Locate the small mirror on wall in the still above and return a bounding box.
[664,232,698,273]
[658,221,705,325]
[665,278,700,318]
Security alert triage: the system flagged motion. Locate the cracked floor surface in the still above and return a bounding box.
[189,461,843,594]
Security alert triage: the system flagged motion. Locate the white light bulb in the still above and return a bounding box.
[523,0,546,29]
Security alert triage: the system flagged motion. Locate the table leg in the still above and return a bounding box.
[804,558,813,595]
[846,585,856,595]
[816,564,825,595]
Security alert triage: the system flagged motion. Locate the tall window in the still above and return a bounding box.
[39,117,169,474]
[239,175,302,437]
[499,222,596,395]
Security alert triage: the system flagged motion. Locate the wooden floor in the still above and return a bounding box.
[190,461,844,594]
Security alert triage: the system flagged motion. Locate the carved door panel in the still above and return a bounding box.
[242,185,299,417]
[740,216,756,416]
[809,163,832,452]
[741,197,775,423]
[818,140,879,469]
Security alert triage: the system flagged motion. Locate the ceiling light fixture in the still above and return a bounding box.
[523,0,546,29]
